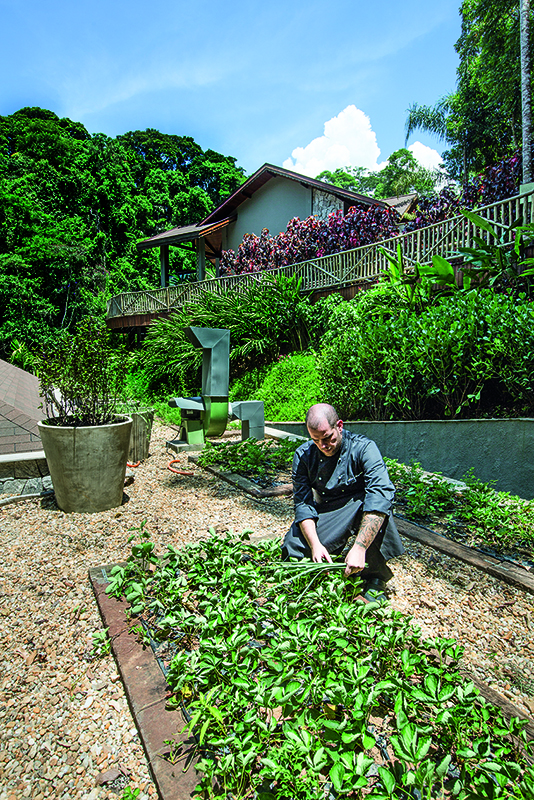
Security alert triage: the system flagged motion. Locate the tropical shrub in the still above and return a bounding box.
[228,366,270,404]
[220,205,400,275]
[219,152,523,278]
[139,274,324,395]
[318,290,534,420]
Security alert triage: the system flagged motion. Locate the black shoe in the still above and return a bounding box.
[363,577,388,603]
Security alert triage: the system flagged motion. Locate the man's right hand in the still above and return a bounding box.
[311,543,333,563]
[298,519,332,563]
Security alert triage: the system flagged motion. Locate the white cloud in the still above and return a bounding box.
[283,104,443,178]
[283,105,381,176]
[408,141,443,171]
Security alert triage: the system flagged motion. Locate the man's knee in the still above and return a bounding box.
[281,523,311,561]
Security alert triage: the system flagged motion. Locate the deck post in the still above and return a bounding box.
[196,238,206,281]
[160,245,169,287]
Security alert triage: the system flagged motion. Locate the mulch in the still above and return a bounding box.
[0,421,533,800]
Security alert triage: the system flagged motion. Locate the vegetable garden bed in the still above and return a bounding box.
[190,438,534,572]
[99,529,534,800]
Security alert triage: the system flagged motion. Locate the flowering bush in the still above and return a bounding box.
[318,205,400,254]
[219,152,523,275]
[405,151,521,232]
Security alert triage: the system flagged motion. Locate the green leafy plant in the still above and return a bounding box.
[36,317,127,426]
[91,627,111,658]
[379,242,430,310]
[9,338,37,373]
[198,438,300,485]
[107,530,534,800]
[318,288,534,420]
[386,458,534,552]
[457,209,534,290]
[119,787,140,800]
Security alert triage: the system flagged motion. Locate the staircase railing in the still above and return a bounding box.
[107,189,534,319]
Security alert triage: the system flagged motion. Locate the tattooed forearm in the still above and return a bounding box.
[355,512,387,549]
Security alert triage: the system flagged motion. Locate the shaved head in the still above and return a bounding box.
[305,403,339,431]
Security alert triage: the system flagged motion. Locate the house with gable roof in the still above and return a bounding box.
[137,162,394,283]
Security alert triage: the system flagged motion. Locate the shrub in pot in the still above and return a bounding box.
[36,318,132,513]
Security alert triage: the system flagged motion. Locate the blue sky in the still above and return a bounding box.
[1,0,461,176]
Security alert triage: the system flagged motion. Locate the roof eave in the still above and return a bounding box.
[136,216,236,251]
[200,163,387,225]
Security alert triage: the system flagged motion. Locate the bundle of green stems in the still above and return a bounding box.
[267,560,351,597]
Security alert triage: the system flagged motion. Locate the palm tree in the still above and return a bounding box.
[404,97,471,183]
[405,99,451,144]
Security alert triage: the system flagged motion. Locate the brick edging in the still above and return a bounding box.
[89,566,200,800]
[395,517,534,596]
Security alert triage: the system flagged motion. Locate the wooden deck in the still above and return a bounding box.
[107,190,534,325]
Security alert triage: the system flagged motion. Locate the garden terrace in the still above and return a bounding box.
[1,422,534,800]
[106,188,534,331]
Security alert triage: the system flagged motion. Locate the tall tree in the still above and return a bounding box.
[521,0,532,182]
[317,150,437,199]
[406,0,532,182]
[0,108,246,357]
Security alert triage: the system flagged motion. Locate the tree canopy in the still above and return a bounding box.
[0,107,245,357]
[317,149,437,199]
[406,0,532,181]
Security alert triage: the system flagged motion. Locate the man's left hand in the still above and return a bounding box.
[344,544,366,577]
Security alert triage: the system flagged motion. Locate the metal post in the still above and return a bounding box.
[160,245,169,288]
[196,239,206,281]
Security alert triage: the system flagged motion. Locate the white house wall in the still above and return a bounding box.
[224,177,313,252]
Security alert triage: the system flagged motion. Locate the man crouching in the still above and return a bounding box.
[281,403,404,601]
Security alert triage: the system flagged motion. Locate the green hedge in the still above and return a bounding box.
[318,290,534,420]
[230,352,322,421]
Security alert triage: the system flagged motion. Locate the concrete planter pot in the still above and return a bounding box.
[128,408,155,463]
[38,416,132,513]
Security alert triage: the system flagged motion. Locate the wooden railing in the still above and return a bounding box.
[107,190,534,319]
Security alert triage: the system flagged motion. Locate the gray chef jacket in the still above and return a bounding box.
[282,429,404,563]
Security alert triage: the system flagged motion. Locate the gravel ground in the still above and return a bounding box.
[0,421,533,800]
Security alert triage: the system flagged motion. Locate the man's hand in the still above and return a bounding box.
[344,543,366,576]
[299,519,332,563]
[344,511,387,577]
[311,543,333,563]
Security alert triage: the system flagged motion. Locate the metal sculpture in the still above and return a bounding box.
[166,327,264,452]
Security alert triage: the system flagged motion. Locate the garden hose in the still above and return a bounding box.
[168,459,194,476]
[0,490,54,508]
[127,461,141,468]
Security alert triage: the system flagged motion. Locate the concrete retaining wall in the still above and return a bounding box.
[267,418,534,500]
